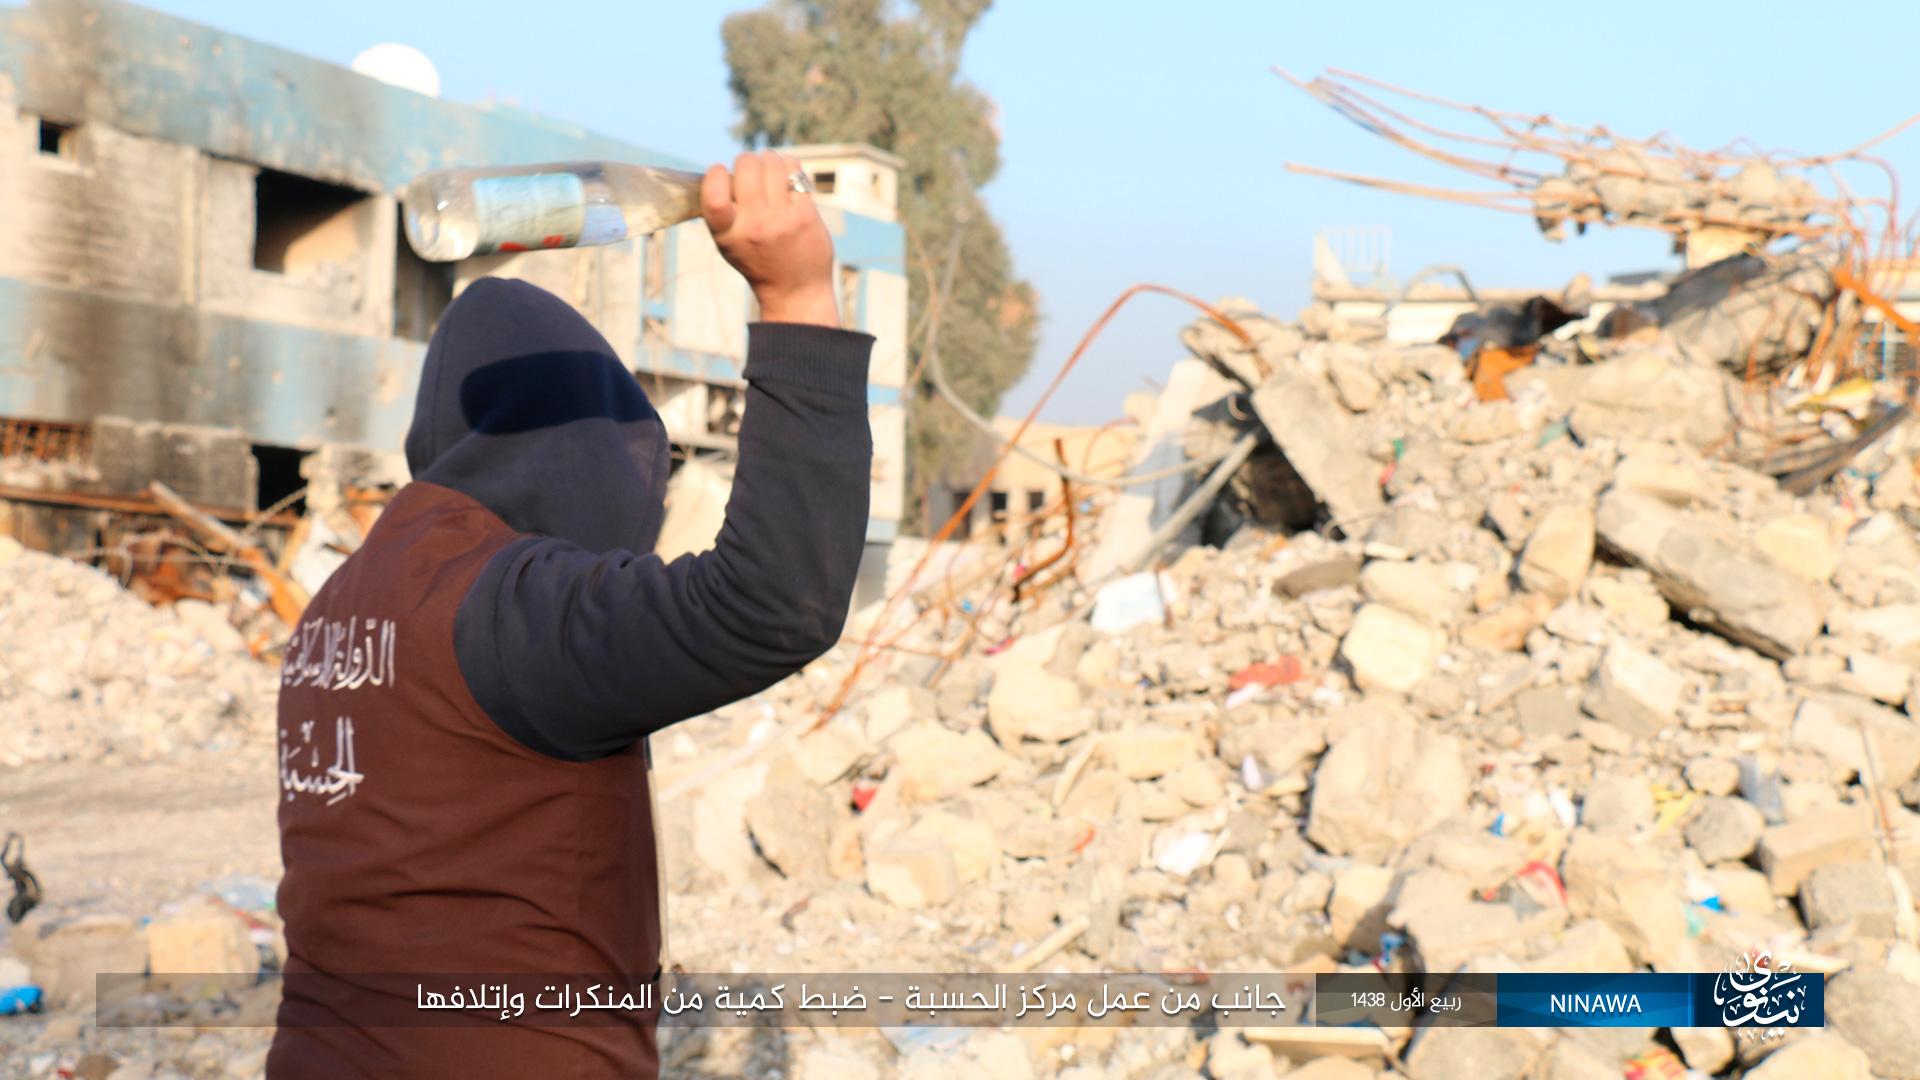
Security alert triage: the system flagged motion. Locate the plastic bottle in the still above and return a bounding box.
[401,162,707,262]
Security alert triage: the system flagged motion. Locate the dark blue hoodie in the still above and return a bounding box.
[419,276,874,759]
[270,276,872,1079]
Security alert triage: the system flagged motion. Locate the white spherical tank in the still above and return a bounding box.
[351,43,442,99]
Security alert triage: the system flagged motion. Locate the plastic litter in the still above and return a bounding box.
[1090,572,1167,635]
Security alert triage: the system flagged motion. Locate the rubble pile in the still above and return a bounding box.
[6,299,1920,1077]
[0,536,278,767]
[640,295,1920,1077]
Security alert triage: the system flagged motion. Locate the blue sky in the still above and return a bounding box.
[143,0,1920,423]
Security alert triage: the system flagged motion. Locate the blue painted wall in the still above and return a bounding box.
[0,0,905,462]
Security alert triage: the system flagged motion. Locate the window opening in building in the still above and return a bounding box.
[37,119,75,158]
[252,444,310,517]
[811,170,837,194]
[950,489,973,539]
[254,168,370,276]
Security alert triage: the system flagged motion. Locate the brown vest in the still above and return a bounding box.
[267,482,660,1079]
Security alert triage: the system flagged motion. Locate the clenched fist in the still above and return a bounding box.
[702,150,839,329]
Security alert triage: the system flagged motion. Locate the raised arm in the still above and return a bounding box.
[455,151,875,760]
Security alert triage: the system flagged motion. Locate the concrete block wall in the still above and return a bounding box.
[0,0,907,547]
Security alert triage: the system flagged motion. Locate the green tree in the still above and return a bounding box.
[722,0,1039,532]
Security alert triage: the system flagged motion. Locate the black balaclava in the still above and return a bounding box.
[404,277,670,555]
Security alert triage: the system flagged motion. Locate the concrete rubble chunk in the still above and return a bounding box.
[1684,756,1741,796]
[1276,556,1362,598]
[1612,456,1718,507]
[1826,969,1920,1080]
[1756,805,1878,896]
[1102,724,1202,780]
[746,771,838,880]
[1328,864,1396,949]
[1830,603,1920,656]
[1596,488,1825,658]
[1326,347,1383,413]
[1460,593,1555,652]
[1517,505,1596,602]
[906,811,1001,885]
[1580,774,1654,835]
[1744,1033,1871,1080]
[1754,512,1840,583]
[1559,832,1689,965]
[1307,711,1471,862]
[864,832,960,909]
[788,722,868,785]
[1682,796,1765,864]
[889,724,1009,803]
[1587,575,1669,631]
[1669,1027,1734,1074]
[1564,350,1732,449]
[145,900,260,980]
[1523,920,1631,973]
[986,661,1086,744]
[1406,1027,1548,1080]
[15,913,148,1008]
[1538,1039,1619,1080]
[1515,686,1583,739]
[1339,603,1445,692]
[1403,900,1522,972]
[1248,367,1385,529]
[1789,693,1920,788]
[861,685,932,744]
[1801,861,1901,938]
[1583,641,1685,738]
[1283,1057,1376,1080]
[1842,652,1914,706]
[1359,559,1468,626]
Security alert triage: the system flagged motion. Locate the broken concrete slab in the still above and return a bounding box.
[1754,512,1840,584]
[986,661,1085,744]
[1403,900,1522,972]
[1307,711,1470,862]
[1248,367,1385,530]
[15,912,148,1008]
[1801,861,1901,938]
[1682,796,1765,864]
[746,770,839,880]
[1359,559,1468,626]
[1583,641,1685,738]
[1102,725,1202,780]
[1789,693,1920,789]
[889,724,1009,803]
[906,811,1001,886]
[1275,556,1362,598]
[1339,603,1444,692]
[1596,488,1826,658]
[1559,832,1690,966]
[1517,505,1595,602]
[1825,969,1920,1080]
[864,832,960,909]
[1405,1027,1547,1080]
[1563,350,1733,449]
[1744,1033,1871,1080]
[1756,805,1878,896]
[145,899,259,979]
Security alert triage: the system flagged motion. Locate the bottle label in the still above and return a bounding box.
[470,174,587,255]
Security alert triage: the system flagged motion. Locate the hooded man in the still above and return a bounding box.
[267,150,873,1078]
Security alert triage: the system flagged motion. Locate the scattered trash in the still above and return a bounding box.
[1089,571,1168,635]
[3,833,41,924]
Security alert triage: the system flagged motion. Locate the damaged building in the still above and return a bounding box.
[0,0,908,590]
